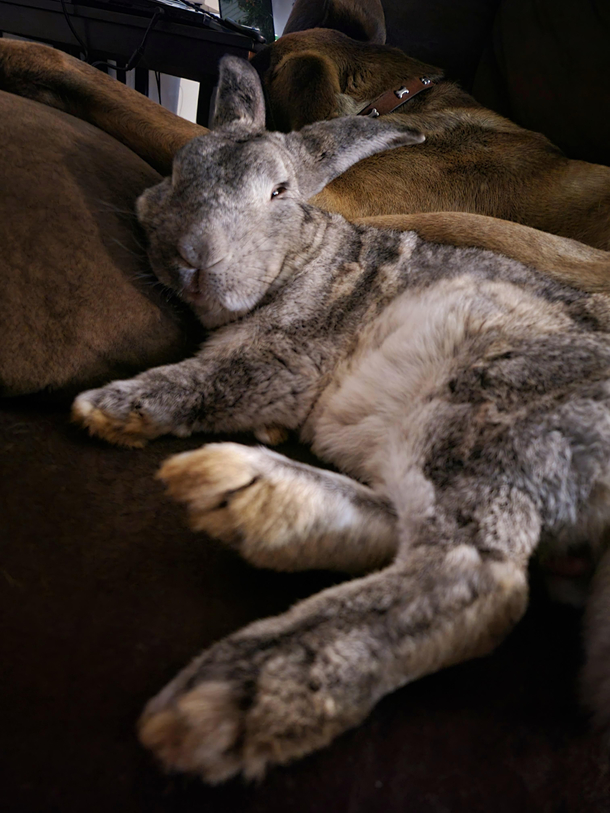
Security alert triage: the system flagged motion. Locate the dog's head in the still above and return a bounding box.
[250,1,442,132]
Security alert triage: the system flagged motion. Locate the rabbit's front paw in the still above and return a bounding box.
[72,381,170,447]
[138,629,365,783]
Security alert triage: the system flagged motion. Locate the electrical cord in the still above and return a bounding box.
[91,7,164,71]
[59,0,90,59]
[154,69,162,106]
[57,0,264,106]
[59,1,164,72]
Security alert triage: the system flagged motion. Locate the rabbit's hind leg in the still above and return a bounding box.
[158,442,398,573]
[138,481,536,784]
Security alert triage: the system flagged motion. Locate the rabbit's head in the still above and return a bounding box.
[137,55,424,328]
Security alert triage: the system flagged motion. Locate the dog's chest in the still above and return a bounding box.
[303,274,571,485]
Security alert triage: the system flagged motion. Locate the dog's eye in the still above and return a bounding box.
[271,184,288,199]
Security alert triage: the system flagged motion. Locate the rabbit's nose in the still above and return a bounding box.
[178,266,201,299]
[178,235,228,271]
[177,238,200,270]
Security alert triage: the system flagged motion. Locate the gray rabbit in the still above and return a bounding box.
[73,55,610,783]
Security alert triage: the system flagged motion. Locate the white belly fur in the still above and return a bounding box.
[305,274,572,491]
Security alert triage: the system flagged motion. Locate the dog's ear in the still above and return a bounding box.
[286,117,424,198]
[283,0,386,45]
[265,51,341,132]
[212,55,266,131]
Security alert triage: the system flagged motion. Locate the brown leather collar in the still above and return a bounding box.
[357,76,435,118]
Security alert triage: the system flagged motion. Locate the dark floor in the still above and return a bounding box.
[2,397,610,813]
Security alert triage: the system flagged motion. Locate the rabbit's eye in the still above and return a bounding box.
[271,184,288,199]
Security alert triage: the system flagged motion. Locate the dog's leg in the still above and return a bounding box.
[138,484,538,783]
[0,40,204,173]
[158,442,398,573]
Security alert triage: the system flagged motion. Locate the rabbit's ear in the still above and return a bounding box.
[212,55,266,131]
[286,117,425,198]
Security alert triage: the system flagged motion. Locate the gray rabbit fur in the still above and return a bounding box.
[73,56,610,783]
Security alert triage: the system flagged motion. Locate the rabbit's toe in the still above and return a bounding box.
[138,680,244,783]
[157,443,302,565]
[72,384,167,447]
[138,632,358,783]
[253,426,289,445]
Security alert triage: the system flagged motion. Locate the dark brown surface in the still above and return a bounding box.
[2,397,610,813]
[382,0,502,91]
[473,0,610,165]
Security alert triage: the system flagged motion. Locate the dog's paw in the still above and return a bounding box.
[72,381,169,447]
[138,628,364,783]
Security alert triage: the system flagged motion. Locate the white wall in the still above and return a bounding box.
[272,0,296,37]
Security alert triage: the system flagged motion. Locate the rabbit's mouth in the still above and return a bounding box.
[176,263,249,324]
[180,272,205,306]
[178,259,224,306]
